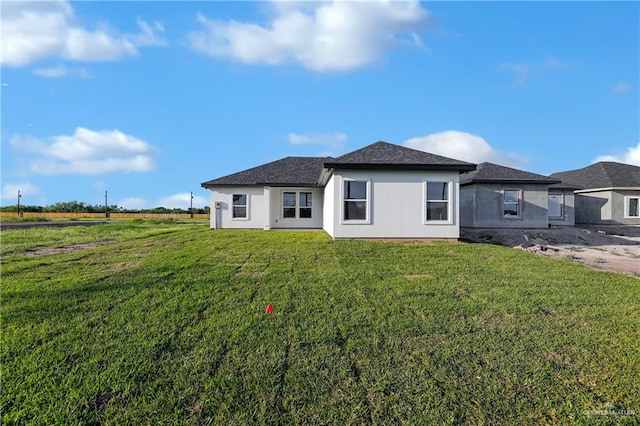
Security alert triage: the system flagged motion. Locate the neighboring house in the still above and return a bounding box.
[550,162,640,225]
[459,162,562,228]
[201,141,475,239]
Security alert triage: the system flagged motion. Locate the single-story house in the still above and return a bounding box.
[201,141,475,239]
[550,162,640,225]
[459,162,562,228]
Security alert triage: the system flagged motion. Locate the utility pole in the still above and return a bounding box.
[17,189,22,217]
[105,190,108,218]
[190,191,194,219]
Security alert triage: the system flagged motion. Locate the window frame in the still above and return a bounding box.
[231,193,249,220]
[281,190,313,220]
[624,196,640,218]
[342,179,370,224]
[503,189,522,218]
[299,192,313,219]
[424,181,453,224]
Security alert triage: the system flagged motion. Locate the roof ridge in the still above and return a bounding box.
[598,162,615,187]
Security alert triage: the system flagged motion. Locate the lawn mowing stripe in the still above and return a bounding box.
[2,225,639,424]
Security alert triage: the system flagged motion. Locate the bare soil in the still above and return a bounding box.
[0,221,108,231]
[24,242,112,256]
[461,225,640,277]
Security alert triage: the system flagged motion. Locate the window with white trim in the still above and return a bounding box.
[343,180,368,221]
[232,194,248,219]
[282,191,313,219]
[283,192,296,218]
[625,196,640,218]
[299,192,312,218]
[426,182,449,222]
[503,190,521,217]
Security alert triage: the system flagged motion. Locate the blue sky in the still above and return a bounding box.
[1,1,638,209]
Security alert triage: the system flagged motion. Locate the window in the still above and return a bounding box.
[503,190,520,217]
[282,191,313,219]
[299,192,312,218]
[344,180,368,221]
[625,196,640,218]
[283,192,296,218]
[426,182,449,222]
[232,194,248,219]
[548,193,563,218]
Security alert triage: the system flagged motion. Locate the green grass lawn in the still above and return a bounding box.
[2,223,638,424]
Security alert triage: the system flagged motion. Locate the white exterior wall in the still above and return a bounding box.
[323,176,336,238]
[324,170,460,239]
[209,187,268,229]
[268,187,324,229]
[209,186,324,229]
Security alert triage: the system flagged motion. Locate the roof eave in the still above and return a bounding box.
[202,182,322,188]
[575,186,640,193]
[461,178,562,186]
[324,163,476,172]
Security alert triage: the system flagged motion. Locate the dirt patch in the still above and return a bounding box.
[461,226,640,277]
[0,221,109,231]
[25,242,111,257]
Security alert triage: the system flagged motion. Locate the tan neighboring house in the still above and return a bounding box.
[550,162,640,225]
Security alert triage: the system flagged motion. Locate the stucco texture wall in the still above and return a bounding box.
[461,183,550,228]
[548,190,575,226]
[576,190,640,225]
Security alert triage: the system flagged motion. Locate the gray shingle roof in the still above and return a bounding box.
[460,162,560,186]
[324,141,476,171]
[201,156,332,188]
[550,162,640,190]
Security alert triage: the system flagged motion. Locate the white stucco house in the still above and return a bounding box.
[201,141,476,239]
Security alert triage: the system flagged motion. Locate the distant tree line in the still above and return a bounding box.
[1,200,210,214]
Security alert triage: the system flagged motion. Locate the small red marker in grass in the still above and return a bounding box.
[265,304,273,314]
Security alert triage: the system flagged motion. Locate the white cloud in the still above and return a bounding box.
[157,193,209,209]
[131,19,167,47]
[0,1,165,67]
[188,0,430,72]
[117,193,209,210]
[404,130,528,167]
[288,132,347,150]
[117,197,150,210]
[594,142,640,166]
[612,82,632,94]
[1,182,42,200]
[10,127,158,175]
[499,56,567,87]
[31,64,89,78]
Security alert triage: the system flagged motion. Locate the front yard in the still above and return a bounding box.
[1,222,638,424]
